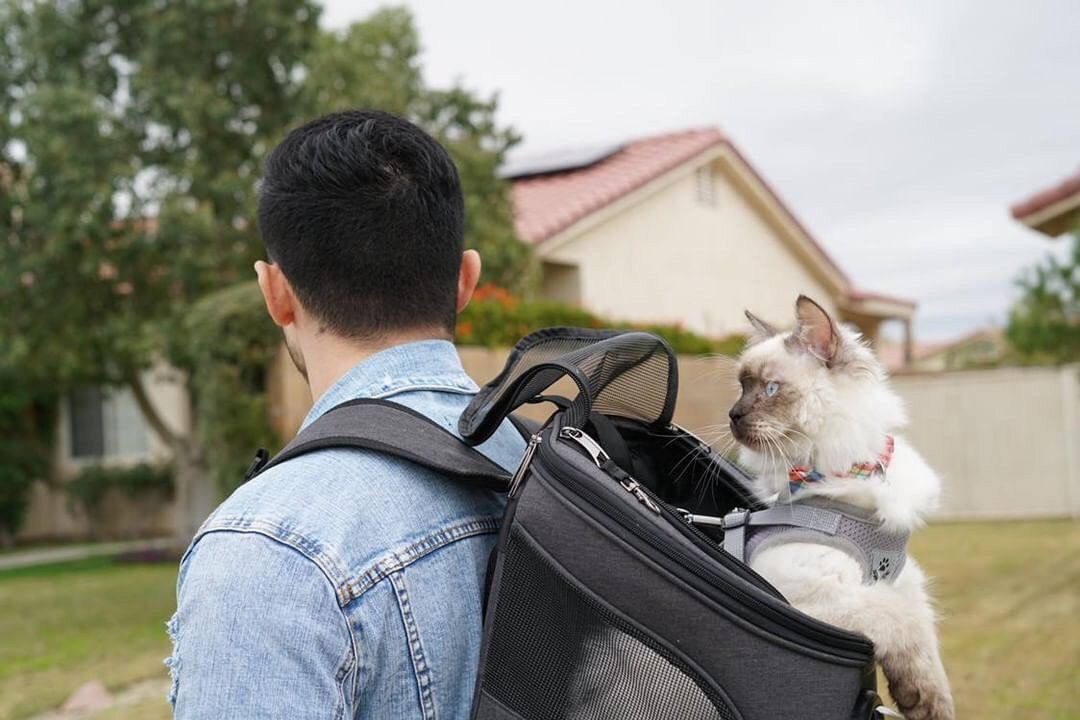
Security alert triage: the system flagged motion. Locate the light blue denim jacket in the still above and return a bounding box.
[168,340,524,719]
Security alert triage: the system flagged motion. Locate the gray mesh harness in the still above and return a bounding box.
[721,498,908,584]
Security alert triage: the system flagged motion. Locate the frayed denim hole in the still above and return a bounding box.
[164,613,181,705]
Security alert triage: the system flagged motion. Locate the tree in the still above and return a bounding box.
[1006,232,1080,364]
[0,1,528,546]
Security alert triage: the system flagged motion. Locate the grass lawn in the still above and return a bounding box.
[907,519,1079,720]
[0,520,1076,719]
[0,557,176,720]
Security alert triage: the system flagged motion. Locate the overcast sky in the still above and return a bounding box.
[323,0,1079,341]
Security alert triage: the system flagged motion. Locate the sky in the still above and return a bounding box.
[323,0,1079,341]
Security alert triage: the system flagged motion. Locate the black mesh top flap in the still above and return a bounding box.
[459,327,678,445]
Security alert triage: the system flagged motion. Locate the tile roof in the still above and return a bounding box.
[509,128,729,244]
[1010,167,1080,220]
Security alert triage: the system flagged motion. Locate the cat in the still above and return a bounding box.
[728,295,954,720]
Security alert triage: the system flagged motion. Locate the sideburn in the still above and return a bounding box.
[285,333,308,381]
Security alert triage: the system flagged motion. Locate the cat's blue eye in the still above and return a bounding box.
[765,381,780,397]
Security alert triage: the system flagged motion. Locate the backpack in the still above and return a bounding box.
[247,328,890,720]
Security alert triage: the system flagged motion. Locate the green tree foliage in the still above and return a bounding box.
[0,367,56,546]
[1006,232,1079,363]
[0,1,527,542]
[301,8,530,290]
[181,282,280,495]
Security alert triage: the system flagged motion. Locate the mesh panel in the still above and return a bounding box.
[461,328,677,444]
[482,528,737,720]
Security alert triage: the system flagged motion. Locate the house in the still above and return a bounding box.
[504,128,916,356]
[19,128,919,542]
[1011,166,1080,237]
[878,328,1008,373]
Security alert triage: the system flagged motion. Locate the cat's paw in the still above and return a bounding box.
[886,673,954,720]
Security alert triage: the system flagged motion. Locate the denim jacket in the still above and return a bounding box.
[168,340,525,719]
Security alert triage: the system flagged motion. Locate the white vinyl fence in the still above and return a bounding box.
[891,364,1079,520]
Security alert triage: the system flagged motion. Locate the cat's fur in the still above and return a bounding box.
[729,295,954,720]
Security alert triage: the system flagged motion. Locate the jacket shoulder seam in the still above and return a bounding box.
[341,517,501,606]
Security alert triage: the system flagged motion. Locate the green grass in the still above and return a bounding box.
[0,521,1076,719]
[0,557,176,720]
[907,519,1080,720]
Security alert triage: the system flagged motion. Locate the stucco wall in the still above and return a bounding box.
[540,161,837,337]
[891,364,1080,520]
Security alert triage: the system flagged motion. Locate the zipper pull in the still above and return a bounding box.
[508,434,541,498]
[559,427,609,467]
[561,427,661,514]
[620,477,661,514]
[674,508,727,527]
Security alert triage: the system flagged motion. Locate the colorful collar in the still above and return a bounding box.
[788,436,895,496]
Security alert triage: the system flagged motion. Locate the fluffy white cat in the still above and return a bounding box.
[729,295,954,720]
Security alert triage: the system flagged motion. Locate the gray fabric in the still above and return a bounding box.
[723,499,909,584]
[254,398,512,488]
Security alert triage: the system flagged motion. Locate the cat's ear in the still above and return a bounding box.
[791,295,839,366]
[744,309,778,345]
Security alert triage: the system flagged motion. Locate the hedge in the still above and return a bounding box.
[457,285,743,356]
[67,462,174,514]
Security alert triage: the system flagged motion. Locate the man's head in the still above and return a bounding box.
[254,110,481,378]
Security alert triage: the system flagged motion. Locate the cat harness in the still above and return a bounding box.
[718,497,910,584]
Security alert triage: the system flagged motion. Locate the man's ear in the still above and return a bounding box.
[456,249,482,313]
[791,294,839,365]
[744,309,779,345]
[254,260,298,328]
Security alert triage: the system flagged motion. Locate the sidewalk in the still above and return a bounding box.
[0,538,172,572]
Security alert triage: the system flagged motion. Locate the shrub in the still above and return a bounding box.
[0,370,56,547]
[67,462,175,514]
[183,281,281,495]
[457,284,742,355]
[67,462,174,538]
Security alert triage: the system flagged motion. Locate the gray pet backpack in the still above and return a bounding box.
[248,328,895,719]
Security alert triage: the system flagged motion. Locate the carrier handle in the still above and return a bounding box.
[459,327,679,446]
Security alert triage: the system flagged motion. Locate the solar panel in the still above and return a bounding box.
[498,142,625,180]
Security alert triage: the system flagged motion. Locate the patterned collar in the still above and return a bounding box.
[788,435,895,496]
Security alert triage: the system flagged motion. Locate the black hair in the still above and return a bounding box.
[257,109,465,340]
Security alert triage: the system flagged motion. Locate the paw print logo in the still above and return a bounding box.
[873,556,892,581]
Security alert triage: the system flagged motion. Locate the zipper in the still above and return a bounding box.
[550,426,874,659]
[560,428,660,514]
[508,434,541,498]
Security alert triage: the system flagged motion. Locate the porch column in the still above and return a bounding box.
[903,318,913,366]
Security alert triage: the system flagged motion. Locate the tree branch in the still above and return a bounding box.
[127,371,180,450]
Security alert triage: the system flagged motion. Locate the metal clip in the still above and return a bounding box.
[620,478,661,514]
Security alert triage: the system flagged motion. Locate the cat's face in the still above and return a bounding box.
[729,346,811,451]
[729,295,882,454]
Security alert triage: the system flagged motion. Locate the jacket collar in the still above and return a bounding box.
[302,339,478,430]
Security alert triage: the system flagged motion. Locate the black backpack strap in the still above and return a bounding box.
[243,398,512,491]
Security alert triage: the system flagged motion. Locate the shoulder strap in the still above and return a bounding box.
[244,398,512,491]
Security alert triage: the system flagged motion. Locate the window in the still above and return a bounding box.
[68,386,150,460]
[695,166,716,206]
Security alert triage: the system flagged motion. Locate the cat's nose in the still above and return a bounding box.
[729,407,745,424]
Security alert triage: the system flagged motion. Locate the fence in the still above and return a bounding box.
[891,364,1079,520]
[17,351,1078,542]
[272,349,1080,521]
